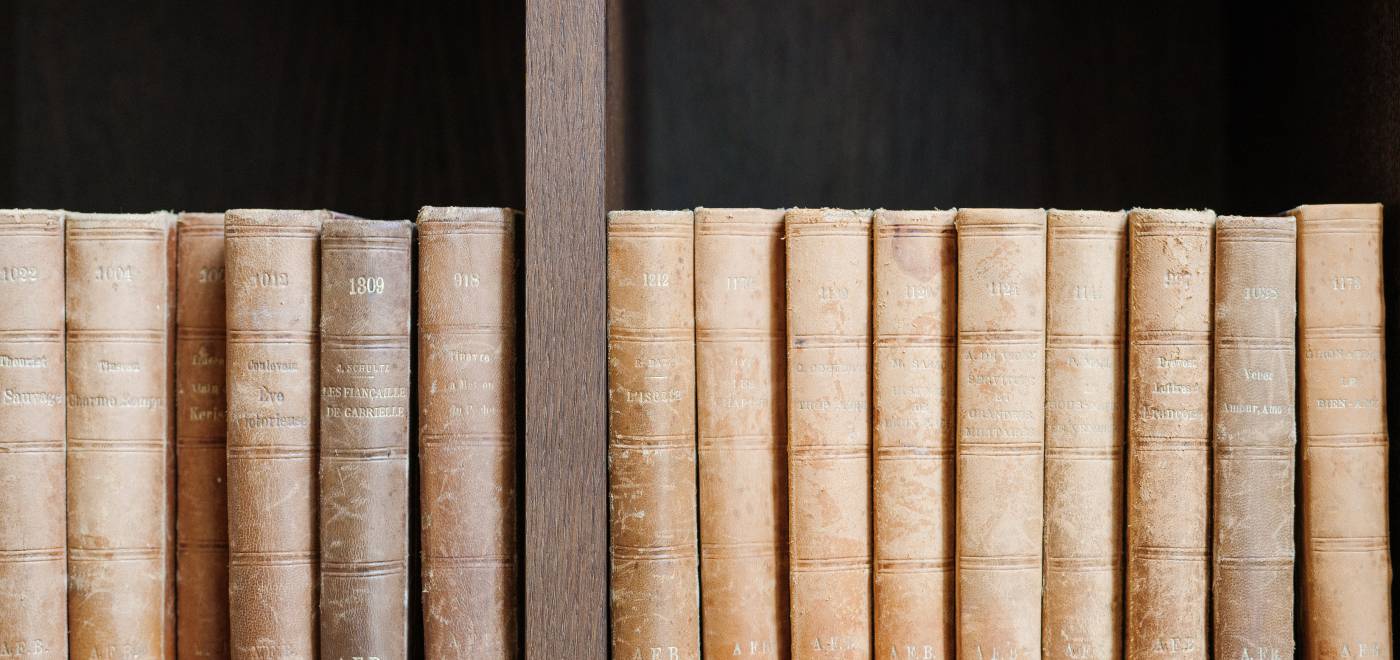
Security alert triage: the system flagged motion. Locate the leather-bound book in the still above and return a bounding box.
[175,212,230,659]
[871,209,956,660]
[1290,203,1392,659]
[0,210,66,658]
[694,208,788,659]
[417,207,518,657]
[607,210,701,660]
[1212,216,1296,660]
[1126,209,1214,660]
[319,218,413,659]
[225,209,324,659]
[1043,210,1126,660]
[785,208,872,659]
[955,208,1046,660]
[65,212,176,658]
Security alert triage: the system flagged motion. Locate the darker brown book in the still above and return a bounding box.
[694,208,788,659]
[225,209,323,660]
[1126,209,1214,660]
[1212,216,1296,660]
[872,210,956,660]
[417,207,519,658]
[65,212,176,659]
[319,218,413,660]
[0,210,66,658]
[607,210,700,660]
[176,213,231,659]
[786,208,872,659]
[1043,210,1127,660]
[1291,203,1392,659]
[955,208,1046,660]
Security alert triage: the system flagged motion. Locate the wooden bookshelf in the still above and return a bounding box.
[525,1,1400,657]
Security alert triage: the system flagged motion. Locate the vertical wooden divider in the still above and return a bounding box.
[525,0,622,657]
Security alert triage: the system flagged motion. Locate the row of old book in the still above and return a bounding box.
[605,205,1392,660]
[0,208,517,659]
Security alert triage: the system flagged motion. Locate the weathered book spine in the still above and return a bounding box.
[607,210,701,660]
[0,210,66,659]
[1291,203,1392,659]
[319,218,413,660]
[786,208,872,659]
[1212,215,1296,660]
[1043,210,1126,660]
[694,208,788,659]
[175,213,230,659]
[872,209,956,660]
[225,209,323,659]
[1125,208,1214,660]
[417,206,519,658]
[955,208,1046,660]
[65,212,176,658]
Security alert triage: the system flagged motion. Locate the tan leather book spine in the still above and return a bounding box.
[955,208,1046,660]
[1291,203,1392,660]
[417,207,518,658]
[65,211,175,659]
[871,209,956,660]
[319,218,412,660]
[1212,215,1296,660]
[175,212,231,659]
[1043,210,1126,660]
[694,208,788,659]
[1126,208,1214,660]
[786,208,872,659]
[0,210,66,659]
[607,210,701,660]
[225,209,324,660]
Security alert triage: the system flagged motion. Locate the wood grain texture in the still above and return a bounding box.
[525,0,610,658]
[4,1,522,216]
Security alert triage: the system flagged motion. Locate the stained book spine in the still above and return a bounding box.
[1125,209,1214,660]
[65,212,175,658]
[175,213,230,659]
[225,209,323,660]
[1212,216,1296,660]
[417,207,519,658]
[1291,203,1392,659]
[607,210,701,660]
[319,219,412,660]
[694,208,788,659]
[1043,210,1127,660]
[785,208,872,659]
[955,208,1046,660]
[0,210,66,658]
[872,210,956,660]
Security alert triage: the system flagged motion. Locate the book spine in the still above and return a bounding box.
[65,212,175,659]
[785,208,872,659]
[1043,210,1127,660]
[175,213,230,659]
[319,219,412,659]
[0,210,67,658]
[1212,216,1296,660]
[955,208,1046,660]
[872,210,956,660]
[1125,209,1214,660]
[694,208,788,659]
[417,207,518,658]
[607,210,700,660]
[1292,203,1392,659]
[225,209,322,660]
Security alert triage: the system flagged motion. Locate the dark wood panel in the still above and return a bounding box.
[524,0,609,658]
[617,0,1227,211]
[6,1,523,217]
